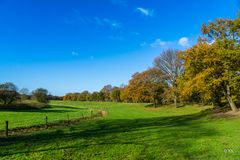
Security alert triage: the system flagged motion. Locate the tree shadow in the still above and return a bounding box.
[0,110,220,159]
[0,105,88,113]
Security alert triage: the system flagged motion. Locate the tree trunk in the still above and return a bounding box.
[226,94,238,112]
[174,94,177,108]
[223,84,238,112]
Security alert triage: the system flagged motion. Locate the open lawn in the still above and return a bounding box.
[0,101,240,159]
[0,101,93,130]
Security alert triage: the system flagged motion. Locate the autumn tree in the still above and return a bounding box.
[180,16,240,112]
[120,86,132,102]
[154,49,183,107]
[123,68,166,105]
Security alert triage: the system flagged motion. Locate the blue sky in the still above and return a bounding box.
[0,0,238,95]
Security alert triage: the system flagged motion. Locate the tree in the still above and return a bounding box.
[200,16,239,111]
[90,92,99,101]
[120,86,132,103]
[32,88,49,103]
[154,49,183,107]
[111,87,121,102]
[97,91,105,101]
[0,82,20,104]
[0,82,18,91]
[123,68,166,105]
[19,88,30,100]
[179,42,240,112]
[101,85,113,101]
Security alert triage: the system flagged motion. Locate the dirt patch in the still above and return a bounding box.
[211,110,240,119]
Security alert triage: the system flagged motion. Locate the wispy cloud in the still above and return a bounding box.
[150,39,171,48]
[178,37,190,47]
[65,10,122,29]
[71,51,79,56]
[142,37,193,49]
[136,7,155,17]
[102,18,122,29]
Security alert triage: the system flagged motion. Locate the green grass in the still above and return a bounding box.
[0,101,240,159]
[0,101,94,130]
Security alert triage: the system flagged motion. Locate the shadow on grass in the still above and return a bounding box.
[0,109,217,159]
[144,103,161,108]
[0,104,88,113]
[144,103,187,109]
[51,105,88,110]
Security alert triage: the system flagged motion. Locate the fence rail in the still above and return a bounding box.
[0,110,107,137]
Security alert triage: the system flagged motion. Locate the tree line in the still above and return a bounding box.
[64,15,240,112]
[0,82,61,105]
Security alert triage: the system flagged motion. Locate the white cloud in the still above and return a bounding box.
[71,51,79,56]
[93,17,121,29]
[143,37,192,49]
[136,7,154,16]
[102,18,122,29]
[178,37,190,47]
[150,39,171,48]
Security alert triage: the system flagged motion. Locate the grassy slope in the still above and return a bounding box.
[0,101,92,130]
[0,101,240,160]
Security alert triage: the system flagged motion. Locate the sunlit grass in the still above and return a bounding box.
[0,101,240,159]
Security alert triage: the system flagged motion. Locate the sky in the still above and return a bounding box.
[0,0,238,95]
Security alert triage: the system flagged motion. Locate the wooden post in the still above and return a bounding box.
[91,110,93,120]
[45,116,48,128]
[5,121,8,137]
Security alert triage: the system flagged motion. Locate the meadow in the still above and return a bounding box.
[0,101,240,159]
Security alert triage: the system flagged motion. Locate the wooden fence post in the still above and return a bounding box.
[91,110,93,120]
[5,121,8,137]
[45,116,48,128]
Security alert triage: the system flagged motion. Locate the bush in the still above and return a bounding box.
[32,88,49,103]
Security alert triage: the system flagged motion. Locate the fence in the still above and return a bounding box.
[1,110,108,137]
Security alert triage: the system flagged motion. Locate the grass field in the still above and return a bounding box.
[0,101,96,130]
[0,101,240,159]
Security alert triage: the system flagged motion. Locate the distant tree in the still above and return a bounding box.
[32,88,49,103]
[120,86,132,103]
[111,87,121,102]
[123,68,166,105]
[90,92,99,101]
[48,95,63,100]
[101,85,113,101]
[154,49,183,107]
[0,82,18,91]
[0,82,20,104]
[77,91,90,101]
[19,88,30,100]
[97,91,105,101]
